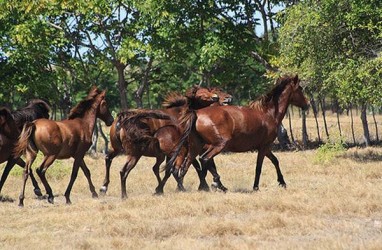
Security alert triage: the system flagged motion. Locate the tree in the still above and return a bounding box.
[278,0,382,145]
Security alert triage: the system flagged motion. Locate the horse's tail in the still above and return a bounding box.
[13,122,36,158]
[164,109,197,173]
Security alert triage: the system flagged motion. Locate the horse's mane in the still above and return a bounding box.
[248,76,293,110]
[68,98,95,119]
[68,87,104,119]
[162,92,188,109]
[11,99,51,128]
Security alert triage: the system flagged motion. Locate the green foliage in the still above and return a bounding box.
[278,0,382,107]
[314,135,347,165]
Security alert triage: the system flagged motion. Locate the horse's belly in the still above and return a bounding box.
[225,137,258,152]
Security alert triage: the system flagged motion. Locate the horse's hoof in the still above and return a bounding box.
[253,186,260,192]
[99,186,107,194]
[279,183,287,189]
[198,185,210,192]
[154,188,164,195]
[92,193,99,199]
[48,197,54,204]
[34,189,43,197]
[18,203,24,208]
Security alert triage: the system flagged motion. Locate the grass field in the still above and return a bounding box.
[1,144,381,249]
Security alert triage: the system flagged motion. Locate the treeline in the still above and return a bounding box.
[0,0,381,148]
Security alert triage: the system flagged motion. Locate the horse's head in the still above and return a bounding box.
[185,86,219,108]
[96,90,114,126]
[289,75,309,111]
[211,87,233,106]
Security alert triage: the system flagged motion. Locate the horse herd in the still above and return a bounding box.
[0,75,309,207]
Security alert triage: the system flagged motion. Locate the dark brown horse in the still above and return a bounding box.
[100,86,229,198]
[0,100,50,198]
[14,87,114,207]
[168,75,309,191]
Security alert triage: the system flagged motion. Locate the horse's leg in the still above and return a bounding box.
[206,158,228,192]
[152,154,165,187]
[253,150,266,191]
[18,150,37,207]
[120,155,140,199]
[36,155,57,204]
[193,159,209,191]
[100,149,120,194]
[14,158,42,197]
[79,160,98,198]
[64,158,81,205]
[155,166,172,195]
[173,172,186,192]
[266,151,286,188]
[0,158,17,194]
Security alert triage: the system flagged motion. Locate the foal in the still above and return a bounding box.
[14,87,114,207]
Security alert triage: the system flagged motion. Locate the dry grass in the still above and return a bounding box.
[1,145,382,249]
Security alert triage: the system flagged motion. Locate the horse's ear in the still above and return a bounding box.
[294,74,299,84]
[292,74,300,90]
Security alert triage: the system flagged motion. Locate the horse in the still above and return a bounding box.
[0,99,51,198]
[14,87,114,207]
[100,86,230,199]
[167,75,309,191]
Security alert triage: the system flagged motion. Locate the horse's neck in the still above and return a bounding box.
[81,103,99,138]
[269,86,292,125]
[2,122,19,139]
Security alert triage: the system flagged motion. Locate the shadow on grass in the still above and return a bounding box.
[341,150,382,162]
[0,195,15,203]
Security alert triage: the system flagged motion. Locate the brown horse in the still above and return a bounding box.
[14,87,114,207]
[0,100,50,198]
[100,86,229,198]
[168,75,309,191]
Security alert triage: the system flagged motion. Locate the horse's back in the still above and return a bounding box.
[195,106,267,151]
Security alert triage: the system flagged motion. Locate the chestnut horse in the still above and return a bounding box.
[0,100,50,198]
[14,87,114,207]
[168,75,309,191]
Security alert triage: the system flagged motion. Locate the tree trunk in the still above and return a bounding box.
[98,121,109,154]
[320,97,329,140]
[371,106,379,142]
[336,111,342,137]
[89,122,98,155]
[308,92,321,143]
[134,57,154,108]
[288,110,295,143]
[360,103,371,146]
[302,110,308,149]
[349,104,356,145]
[277,124,292,150]
[116,63,128,110]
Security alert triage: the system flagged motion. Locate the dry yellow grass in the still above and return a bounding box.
[1,145,382,249]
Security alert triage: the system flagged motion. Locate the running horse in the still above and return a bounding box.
[100,86,231,198]
[14,87,114,207]
[168,75,309,191]
[0,100,50,198]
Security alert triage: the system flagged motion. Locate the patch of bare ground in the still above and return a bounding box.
[0,147,381,249]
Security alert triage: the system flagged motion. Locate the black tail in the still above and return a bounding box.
[164,109,197,173]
